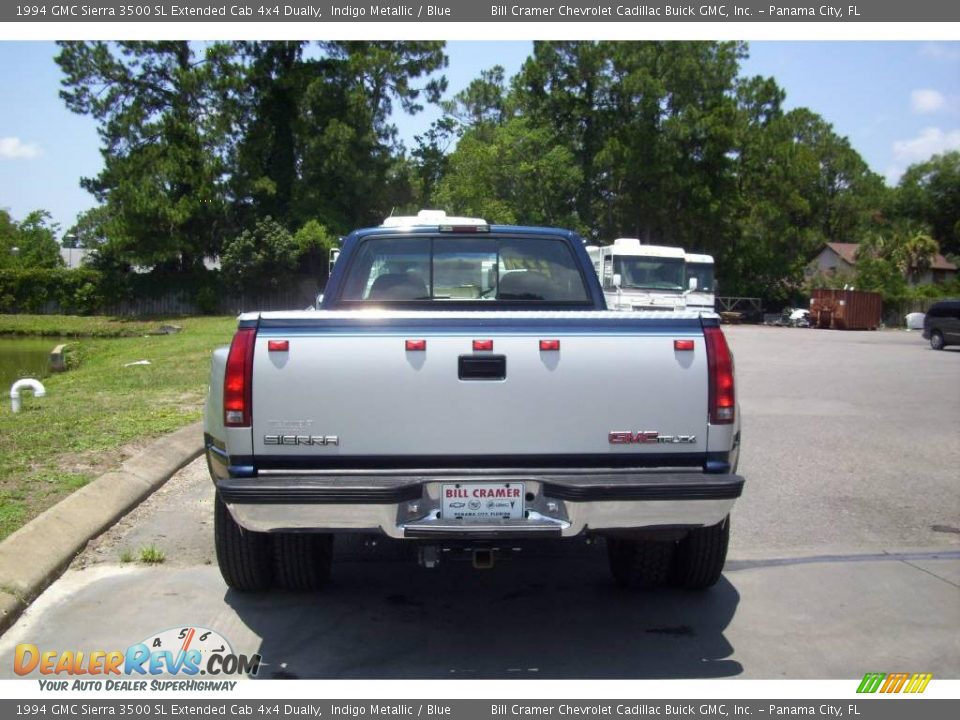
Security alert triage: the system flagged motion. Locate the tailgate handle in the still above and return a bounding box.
[458,355,506,381]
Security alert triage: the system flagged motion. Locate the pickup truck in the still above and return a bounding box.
[203,211,743,593]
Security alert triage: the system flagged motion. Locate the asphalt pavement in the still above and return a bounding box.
[1,326,957,679]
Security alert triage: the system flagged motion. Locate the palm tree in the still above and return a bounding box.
[898,230,939,285]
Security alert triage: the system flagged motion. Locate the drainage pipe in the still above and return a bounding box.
[10,378,46,413]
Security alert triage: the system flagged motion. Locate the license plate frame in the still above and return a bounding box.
[441,482,525,521]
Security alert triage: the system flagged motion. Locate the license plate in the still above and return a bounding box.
[441,482,524,521]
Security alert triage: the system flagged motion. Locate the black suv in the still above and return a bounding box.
[923,299,960,350]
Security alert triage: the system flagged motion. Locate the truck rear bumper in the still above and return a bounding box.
[211,457,743,539]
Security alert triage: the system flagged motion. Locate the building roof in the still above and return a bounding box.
[822,242,956,271]
[930,254,958,271]
[824,242,860,266]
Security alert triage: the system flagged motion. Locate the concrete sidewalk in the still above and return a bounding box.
[0,422,203,634]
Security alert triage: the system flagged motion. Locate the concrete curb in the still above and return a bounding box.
[0,421,203,635]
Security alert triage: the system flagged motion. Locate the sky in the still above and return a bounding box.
[0,40,958,236]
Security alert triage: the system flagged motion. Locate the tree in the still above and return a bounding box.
[229,41,310,229]
[893,228,940,284]
[0,210,17,268]
[56,41,238,272]
[220,216,298,292]
[434,118,583,230]
[442,65,508,135]
[66,206,113,249]
[513,42,613,237]
[601,41,745,247]
[723,97,884,298]
[293,42,448,231]
[410,116,457,207]
[0,210,63,269]
[293,219,337,277]
[893,151,960,257]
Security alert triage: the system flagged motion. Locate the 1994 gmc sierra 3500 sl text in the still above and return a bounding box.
[203,211,743,592]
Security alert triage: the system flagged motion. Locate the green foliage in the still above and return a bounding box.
[852,253,908,302]
[56,41,240,271]
[65,206,112,249]
[435,118,584,231]
[724,103,885,298]
[195,285,220,315]
[410,116,457,206]
[231,41,448,234]
[894,151,960,257]
[139,545,166,564]
[442,65,507,132]
[0,210,64,270]
[0,268,103,314]
[221,216,298,292]
[293,219,336,256]
[293,219,337,277]
[504,40,887,299]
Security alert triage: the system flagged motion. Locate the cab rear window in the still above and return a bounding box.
[338,236,591,303]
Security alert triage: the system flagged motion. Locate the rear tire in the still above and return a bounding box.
[930,330,945,350]
[672,516,730,590]
[214,493,273,591]
[607,537,674,590]
[273,533,334,592]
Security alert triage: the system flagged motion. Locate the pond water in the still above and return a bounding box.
[0,337,68,390]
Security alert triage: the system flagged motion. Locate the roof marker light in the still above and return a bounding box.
[473,339,493,351]
[539,340,560,351]
[674,339,694,351]
[268,340,289,352]
[405,339,426,352]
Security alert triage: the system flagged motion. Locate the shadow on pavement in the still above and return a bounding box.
[225,538,742,679]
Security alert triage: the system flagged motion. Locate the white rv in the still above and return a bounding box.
[586,238,690,311]
[684,252,716,313]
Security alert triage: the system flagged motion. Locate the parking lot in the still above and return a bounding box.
[1,325,957,679]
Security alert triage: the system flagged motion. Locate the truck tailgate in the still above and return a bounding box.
[249,311,709,465]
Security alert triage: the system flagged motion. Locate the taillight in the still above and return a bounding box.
[704,326,735,425]
[224,327,256,427]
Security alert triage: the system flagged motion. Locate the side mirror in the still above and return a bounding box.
[688,277,698,291]
[328,248,340,276]
[613,273,622,289]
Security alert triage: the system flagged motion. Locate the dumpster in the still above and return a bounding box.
[810,289,882,330]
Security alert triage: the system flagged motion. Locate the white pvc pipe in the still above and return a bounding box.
[10,378,46,414]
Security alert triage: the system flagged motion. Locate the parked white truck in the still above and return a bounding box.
[204,212,742,593]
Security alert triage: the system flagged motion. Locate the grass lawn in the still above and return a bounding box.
[0,315,237,541]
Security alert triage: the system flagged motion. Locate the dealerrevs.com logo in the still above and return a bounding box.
[14,627,261,691]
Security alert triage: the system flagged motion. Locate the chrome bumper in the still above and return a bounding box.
[211,457,743,540]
